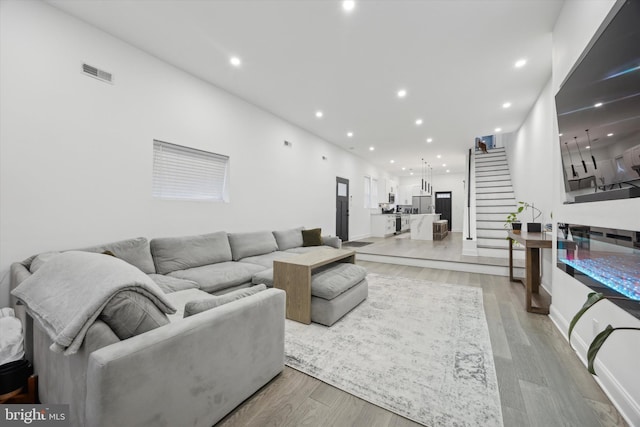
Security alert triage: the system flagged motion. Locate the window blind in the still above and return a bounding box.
[152,140,229,201]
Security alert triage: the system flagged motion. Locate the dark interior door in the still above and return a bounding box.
[336,177,349,242]
[435,191,452,230]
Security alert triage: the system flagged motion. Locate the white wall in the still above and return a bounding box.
[510,0,640,423]
[0,0,397,306]
[503,80,555,290]
[399,173,465,232]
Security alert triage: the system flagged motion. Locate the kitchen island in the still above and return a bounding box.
[409,213,441,240]
[370,213,410,237]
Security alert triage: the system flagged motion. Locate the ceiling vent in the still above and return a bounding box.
[82,63,113,84]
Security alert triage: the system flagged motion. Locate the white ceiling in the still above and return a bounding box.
[47,0,564,177]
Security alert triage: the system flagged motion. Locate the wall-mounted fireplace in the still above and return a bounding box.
[557,223,640,319]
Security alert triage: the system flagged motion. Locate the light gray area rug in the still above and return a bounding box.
[285,273,503,427]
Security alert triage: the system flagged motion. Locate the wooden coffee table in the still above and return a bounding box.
[273,248,356,324]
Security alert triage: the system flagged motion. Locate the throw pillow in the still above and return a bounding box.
[183,284,267,318]
[302,228,323,247]
[99,291,169,340]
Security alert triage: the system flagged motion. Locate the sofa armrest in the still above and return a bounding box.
[85,288,285,427]
[323,235,342,249]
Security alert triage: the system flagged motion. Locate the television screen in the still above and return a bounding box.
[555,0,640,203]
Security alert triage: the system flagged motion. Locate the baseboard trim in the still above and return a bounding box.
[549,305,640,426]
[357,253,523,277]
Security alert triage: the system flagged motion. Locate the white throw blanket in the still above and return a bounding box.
[11,251,176,355]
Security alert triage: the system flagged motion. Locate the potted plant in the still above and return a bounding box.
[509,201,543,233]
[504,211,522,234]
[568,292,639,375]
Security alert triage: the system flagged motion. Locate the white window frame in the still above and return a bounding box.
[364,176,379,208]
[152,140,229,202]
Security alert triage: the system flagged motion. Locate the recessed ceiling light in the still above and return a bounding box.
[229,56,241,67]
[397,89,407,98]
[514,59,527,68]
[342,0,355,12]
[442,163,446,167]
[585,146,590,149]
[502,102,512,109]
[446,169,450,173]
[594,102,603,107]
[315,111,323,118]
[559,133,563,136]
[426,138,433,143]
[415,119,423,125]
[347,132,353,137]
[436,154,441,159]
[495,127,502,132]
[410,172,414,175]
[607,133,614,137]
[390,160,395,164]
[402,167,406,171]
[369,146,375,151]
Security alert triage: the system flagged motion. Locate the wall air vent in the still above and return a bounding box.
[82,63,113,84]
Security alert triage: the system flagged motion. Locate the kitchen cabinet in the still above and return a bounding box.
[371,214,397,237]
[401,214,410,232]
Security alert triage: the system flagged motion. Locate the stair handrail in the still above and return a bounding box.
[467,147,472,240]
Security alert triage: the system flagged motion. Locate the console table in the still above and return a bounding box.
[273,248,356,324]
[507,231,552,314]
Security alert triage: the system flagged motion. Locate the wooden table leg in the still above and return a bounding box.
[508,238,516,282]
[274,262,311,324]
[530,248,540,294]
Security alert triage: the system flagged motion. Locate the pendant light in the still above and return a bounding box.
[585,129,597,169]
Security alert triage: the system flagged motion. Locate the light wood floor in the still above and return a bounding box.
[216,261,627,427]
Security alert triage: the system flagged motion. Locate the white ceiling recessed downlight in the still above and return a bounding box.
[608,133,614,137]
[315,111,323,118]
[347,131,353,137]
[342,1,355,12]
[415,119,423,125]
[426,138,433,143]
[502,102,512,109]
[494,127,502,132]
[515,59,527,68]
[436,154,441,159]
[442,163,446,167]
[230,56,241,67]
[397,89,407,98]
[369,146,375,151]
[390,160,395,164]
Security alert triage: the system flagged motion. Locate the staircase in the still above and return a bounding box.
[474,147,522,258]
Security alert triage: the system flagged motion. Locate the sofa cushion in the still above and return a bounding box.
[302,228,323,247]
[99,290,169,340]
[228,231,278,261]
[184,285,267,317]
[147,274,199,294]
[311,263,367,300]
[150,232,232,274]
[273,227,304,251]
[240,251,298,269]
[252,268,274,287]
[163,288,212,321]
[167,261,265,293]
[79,237,156,274]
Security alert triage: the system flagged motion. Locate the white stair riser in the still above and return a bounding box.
[475,175,511,183]
[476,221,507,230]
[476,186,514,193]
[476,169,509,177]
[477,237,510,248]
[476,205,514,213]
[477,247,525,260]
[476,199,515,206]
[477,228,511,238]
[475,160,508,167]
[476,193,514,200]
[476,180,512,187]
[477,213,510,221]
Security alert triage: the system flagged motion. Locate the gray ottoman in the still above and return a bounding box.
[310,263,368,326]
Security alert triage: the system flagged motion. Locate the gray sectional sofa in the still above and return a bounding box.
[9,227,342,427]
